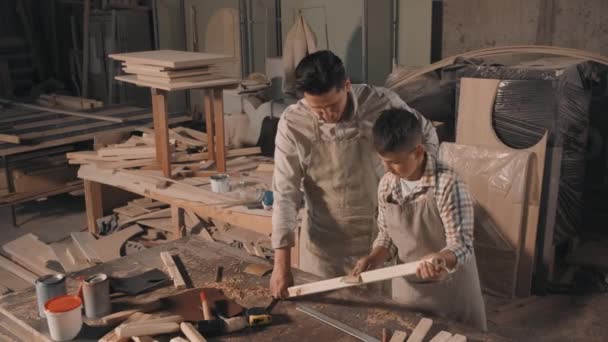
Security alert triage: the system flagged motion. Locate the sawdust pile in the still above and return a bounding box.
[366,309,416,330]
[199,275,270,302]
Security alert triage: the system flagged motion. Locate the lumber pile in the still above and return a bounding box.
[109,50,235,91]
[67,125,265,177]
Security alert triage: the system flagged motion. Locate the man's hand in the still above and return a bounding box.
[350,246,391,276]
[270,248,292,299]
[270,268,293,299]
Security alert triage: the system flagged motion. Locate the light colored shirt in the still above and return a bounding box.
[373,153,475,267]
[400,178,420,196]
[271,84,439,249]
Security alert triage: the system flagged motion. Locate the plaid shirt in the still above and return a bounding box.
[373,153,474,267]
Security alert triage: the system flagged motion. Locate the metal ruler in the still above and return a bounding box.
[296,305,380,342]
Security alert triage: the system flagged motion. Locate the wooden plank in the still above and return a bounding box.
[48,241,90,273]
[204,90,215,162]
[113,205,151,218]
[99,312,150,342]
[96,159,158,170]
[0,134,20,144]
[406,318,433,342]
[98,146,157,157]
[287,259,421,298]
[16,112,153,141]
[124,66,214,78]
[84,180,104,233]
[172,126,207,143]
[0,255,37,284]
[109,50,233,69]
[71,232,102,264]
[456,78,548,297]
[213,88,226,172]
[390,331,409,342]
[137,73,220,84]
[151,89,172,178]
[2,234,58,276]
[429,331,453,342]
[0,100,123,123]
[160,252,186,289]
[115,75,238,92]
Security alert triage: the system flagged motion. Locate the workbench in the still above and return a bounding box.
[0,237,506,341]
[0,104,189,226]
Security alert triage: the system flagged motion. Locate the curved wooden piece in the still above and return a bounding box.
[387,45,608,89]
[456,78,548,297]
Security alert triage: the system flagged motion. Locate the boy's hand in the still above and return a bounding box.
[416,253,449,282]
[350,255,376,276]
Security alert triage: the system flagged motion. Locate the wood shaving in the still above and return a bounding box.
[365,309,416,330]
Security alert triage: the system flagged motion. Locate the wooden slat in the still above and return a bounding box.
[203,90,215,162]
[429,331,453,342]
[287,260,421,298]
[160,252,186,289]
[2,234,58,276]
[0,134,20,144]
[0,99,123,123]
[213,88,226,172]
[151,89,172,178]
[406,318,433,342]
[71,232,102,264]
[123,66,213,78]
[84,180,104,233]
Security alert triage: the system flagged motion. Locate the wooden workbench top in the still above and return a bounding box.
[0,237,507,341]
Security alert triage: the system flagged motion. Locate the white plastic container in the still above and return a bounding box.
[44,295,83,341]
[210,174,230,193]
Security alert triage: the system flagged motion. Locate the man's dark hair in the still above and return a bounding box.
[373,108,422,154]
[294,50,347,95]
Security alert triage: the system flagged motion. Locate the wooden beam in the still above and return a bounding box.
[406,318,433,342]
[84,180,104,233]
[203,90,215,162]
[160,252,186,289]
[71,232,102,264]
[151,88,172,178]
[446,334,467,342]
[212,88,226,172]
[180,322,206,342]
[287,259,421,298]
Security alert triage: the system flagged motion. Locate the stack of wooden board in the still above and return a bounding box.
[109,50,236,91]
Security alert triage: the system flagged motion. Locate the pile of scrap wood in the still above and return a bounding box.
[110,50,234,90]
[67,125,264,177]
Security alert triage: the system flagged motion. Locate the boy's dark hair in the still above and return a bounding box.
[295,50,347,95]
[373,108,422,154]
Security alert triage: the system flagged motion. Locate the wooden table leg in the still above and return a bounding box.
[203,89,215,163]
[171,205,185,240]
[212,88,226,172]
[151,88,172,178]
[84,180,103,234]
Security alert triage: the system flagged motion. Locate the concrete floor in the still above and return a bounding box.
[0,195,607,341]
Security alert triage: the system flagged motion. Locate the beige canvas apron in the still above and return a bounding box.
[386,187,488,331]
[298,110,379,278]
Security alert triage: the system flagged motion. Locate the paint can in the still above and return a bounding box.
[44,295,83,341]
[210,173,230,193]
[82,273,111,318]
[35,274,67,318]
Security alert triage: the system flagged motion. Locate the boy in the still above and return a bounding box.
[350,108,487,330]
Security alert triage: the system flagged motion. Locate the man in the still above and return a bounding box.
[351,108,486,330]
[270,50,439,298]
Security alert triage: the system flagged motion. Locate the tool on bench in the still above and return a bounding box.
[296,305,380,342]
[245,297,280,327]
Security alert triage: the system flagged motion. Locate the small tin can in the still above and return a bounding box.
[82,273,111,318]
[35,274,67,318]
